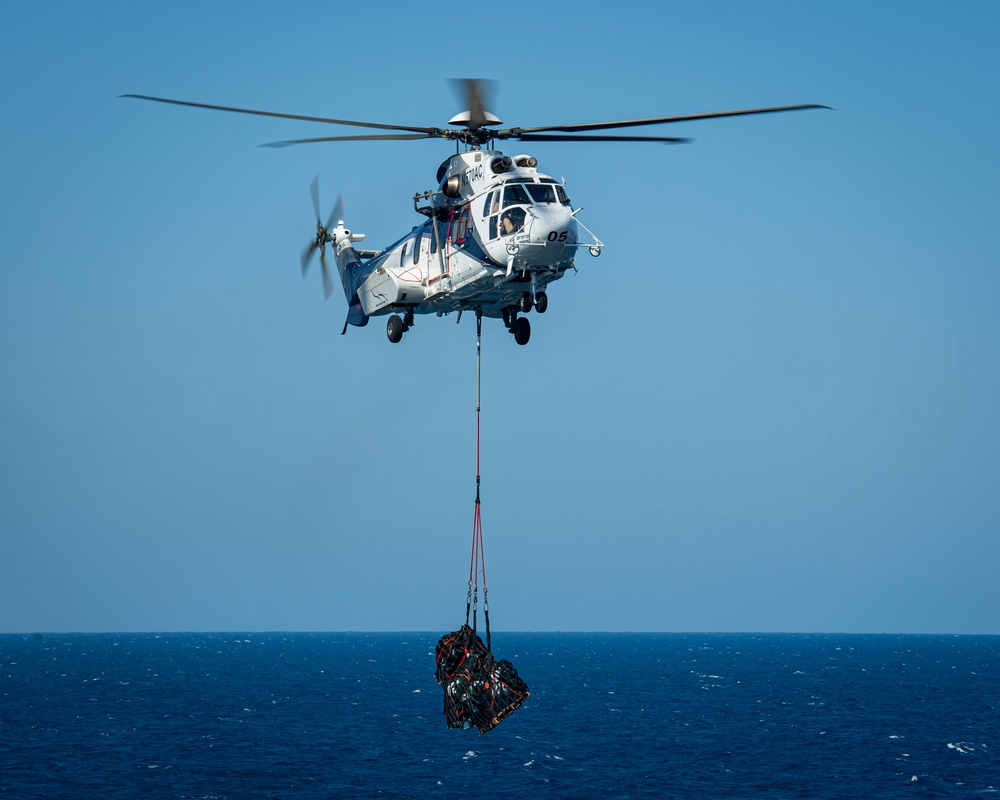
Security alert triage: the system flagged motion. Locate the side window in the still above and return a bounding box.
[451,207,470,245]
[412,234,421,264]
[500,206,526,235]
[432,218,446,253]
[489,215,497,240]
[482,191,494,218]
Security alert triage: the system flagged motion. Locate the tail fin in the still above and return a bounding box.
[331,219,370,330]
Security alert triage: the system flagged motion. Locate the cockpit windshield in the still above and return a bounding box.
[524,183,571,206]
[526,184,555,204]
[502,184,531,208]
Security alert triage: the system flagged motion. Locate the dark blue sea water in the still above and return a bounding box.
[1,633,996,798]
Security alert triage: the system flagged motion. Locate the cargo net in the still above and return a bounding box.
[434,624,529,733]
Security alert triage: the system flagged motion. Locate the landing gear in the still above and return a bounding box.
[387,314,404,343]
[518,290,533,314]
[512,316,531,345]
[534,291,548,314]
[502,304,532,345]
[386,308,414,343]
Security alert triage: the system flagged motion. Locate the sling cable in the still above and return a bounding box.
[433,310,530,733]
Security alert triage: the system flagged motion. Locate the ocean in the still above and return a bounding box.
[1,632,996,798]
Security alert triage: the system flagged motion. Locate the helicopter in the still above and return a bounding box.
[123,81,827,345]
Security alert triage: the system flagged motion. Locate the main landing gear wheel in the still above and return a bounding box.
[534,291,548,314]
[387,314,404,343]
[518,291,533,314]
[512,316,531,345]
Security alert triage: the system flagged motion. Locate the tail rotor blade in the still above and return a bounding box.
[320,248,334,300]
[310,175,321,222]
[301,239,317,276]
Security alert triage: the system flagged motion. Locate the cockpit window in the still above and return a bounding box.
[502,184,531,208]
[526,184,556,204]
[555,185,570,205]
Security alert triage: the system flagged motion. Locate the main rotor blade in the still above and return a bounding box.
[120,94,437,134]
[451,78,495,130]
[505,104,831,136]
[262,132,441,148]
[515,133,692,143]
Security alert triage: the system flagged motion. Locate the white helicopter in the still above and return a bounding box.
[123,81,827,345]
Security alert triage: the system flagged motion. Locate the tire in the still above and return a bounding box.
[534,291,548,314]
[513,316,531,345]
[387,314,404,343]
[518,291,533,314]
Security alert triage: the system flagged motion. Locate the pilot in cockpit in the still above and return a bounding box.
[501,206,526,235]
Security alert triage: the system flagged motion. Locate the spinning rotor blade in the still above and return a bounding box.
[450,78,496,131]
[333,194,344,228]
[516,133,692,143]
[121,93,439,135]
[123,90,829,150]
[502,104,831,137]
[302,177,339,301]
[309,175,322,222]
[300,239,318,276]
[320,249,333,301]
[264,133,440,148]
[301,176,323,276]
[320,193,343,300]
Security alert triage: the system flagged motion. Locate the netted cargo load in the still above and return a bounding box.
[434,624,529,733]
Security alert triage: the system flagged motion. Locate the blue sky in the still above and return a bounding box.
[2,1,998,634]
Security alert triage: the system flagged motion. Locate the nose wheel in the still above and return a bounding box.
[517,289,548,315]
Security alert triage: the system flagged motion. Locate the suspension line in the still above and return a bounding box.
[464,310,491,650]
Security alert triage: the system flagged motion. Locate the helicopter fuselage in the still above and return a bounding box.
[331,149,601,342]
